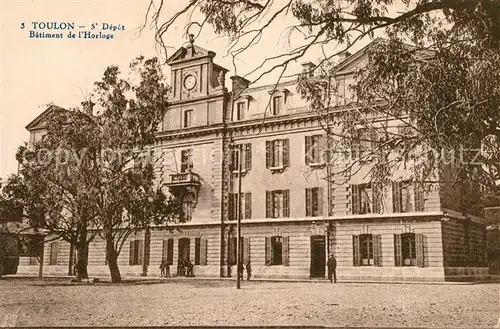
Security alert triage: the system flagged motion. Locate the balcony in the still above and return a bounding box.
[165,171,202,197]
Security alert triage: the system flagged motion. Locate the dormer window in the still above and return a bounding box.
[236,102,246,121]
[272,96,282,115]
[184,110,193,128]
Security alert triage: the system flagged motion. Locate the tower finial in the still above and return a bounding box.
[189,34,195,46]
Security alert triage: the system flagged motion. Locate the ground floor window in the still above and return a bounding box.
[129,239,143,266]
[49,242,58,265]
[194,238,208,265]
[353,234,382,266]
[265,236,289,266]
[162,239,174,265]
[394,233,425,267]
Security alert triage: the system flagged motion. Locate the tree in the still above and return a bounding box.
[1,108,101,281]
[85,56,180,283]
[148,0,500,206]
[9,57,180,283]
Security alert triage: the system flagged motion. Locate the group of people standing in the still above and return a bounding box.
[159,255,336,282]
[237,260,252,281]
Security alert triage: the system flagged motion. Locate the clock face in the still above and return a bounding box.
[184,75,196,90]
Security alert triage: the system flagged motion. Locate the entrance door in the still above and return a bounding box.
[310,235,326,278]
[178,238,190,262]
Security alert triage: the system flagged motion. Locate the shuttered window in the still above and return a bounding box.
[228,192,252,220]
[351,183,381,214]
[231,144,252,171]
[414,183,425,212]
[265,139,289,168]
[393,181,425,213]
[394,234,402,266]
[305,135,325,164]
[49,242,58,266]
[228,237,244,266]
[243,237,250,265]
[180,149,194,173]
[266,190,290,218]
[129,239,143,266]
[195,238,201,265]
[394,233,425,267]
[306,187,324,217]
[200,238,207,266]
[373,234,382,266]
[352,235,360,266]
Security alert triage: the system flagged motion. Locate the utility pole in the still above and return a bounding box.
[236,144,243,289]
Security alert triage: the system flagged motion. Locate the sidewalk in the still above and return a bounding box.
[6,273,499,284]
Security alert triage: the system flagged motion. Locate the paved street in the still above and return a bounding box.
[0,278,498,327]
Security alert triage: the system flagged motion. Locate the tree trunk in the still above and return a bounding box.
[105,231,122,283]
[76,242,89,281]
[73,224,90,281]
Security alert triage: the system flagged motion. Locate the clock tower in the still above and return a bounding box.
[166,34,228,102]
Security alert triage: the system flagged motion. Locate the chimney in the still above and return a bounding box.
[301,61,316,77]
[82,100,95,116]
[230,75,250,97]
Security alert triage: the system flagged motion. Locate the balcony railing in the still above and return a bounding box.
[167,171,201,187]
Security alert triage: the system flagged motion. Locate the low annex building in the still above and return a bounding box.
[18,39,489,282]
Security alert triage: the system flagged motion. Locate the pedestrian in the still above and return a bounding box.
[246,259,252,281]
[186,259,195,277]
[237,262,244,280]
[165,260,171,278]
[160,259,166,278]
[327,254,337,283]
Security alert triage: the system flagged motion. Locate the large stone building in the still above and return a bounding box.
[18,39,489,282]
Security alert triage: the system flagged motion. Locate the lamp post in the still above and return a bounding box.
[236,143,243,289]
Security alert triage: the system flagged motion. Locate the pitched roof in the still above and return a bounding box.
[25,104,67,131]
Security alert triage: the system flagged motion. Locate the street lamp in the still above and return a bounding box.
[230,141,243,289]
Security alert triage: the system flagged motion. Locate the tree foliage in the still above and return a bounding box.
[149,0,500,209]
[4,57,180,282]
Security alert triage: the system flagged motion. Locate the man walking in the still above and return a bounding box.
[160,259,166,278]
[246,259,252,281]
[327,254,337,283]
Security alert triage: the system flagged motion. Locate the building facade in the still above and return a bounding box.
[18,40,489,282]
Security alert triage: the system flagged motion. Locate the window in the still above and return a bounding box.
[306,187,323,217]
[351,183,382,214]
[183,110,193,128]
[129,239,143,266]
[236,102,246,121]
[392,181,425,213]
[272,96,282,115]
[266,190,290,218]
[181,192,196,221]
[351,128,377,160]
[265,236,289,266]
[178,238,190,262]
[352,234,382,266]
[162,239,174,265]
[194,238,209,265]
[231,144,252,172]
[394,233,425,267]
[305,135,325,165]
[228,237,244,266]
[266,139,289,169]
[228,192,252,220]
[49,242,58,265]
[195,238,200,265]
[180,149,194,173]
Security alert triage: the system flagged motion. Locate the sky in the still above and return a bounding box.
[0,0,378,179]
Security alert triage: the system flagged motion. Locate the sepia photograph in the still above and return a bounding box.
[0,0,499,327]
